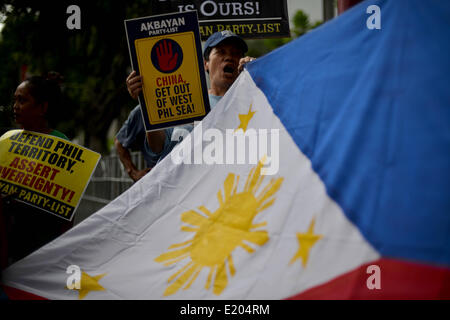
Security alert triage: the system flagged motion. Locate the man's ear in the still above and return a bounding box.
[204,59,209,74]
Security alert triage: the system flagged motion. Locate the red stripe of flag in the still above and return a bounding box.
[2,285,47,300]
[3,259,449,300]
[287,258,450,300]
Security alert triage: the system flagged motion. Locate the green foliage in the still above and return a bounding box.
[247,10,323,58]
[0,4,325,152]
[0,0,155,151]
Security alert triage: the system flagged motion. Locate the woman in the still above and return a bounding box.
[3,73,73,265]
[13,74,68,139]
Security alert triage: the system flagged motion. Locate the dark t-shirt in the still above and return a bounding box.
[3,199,72,264]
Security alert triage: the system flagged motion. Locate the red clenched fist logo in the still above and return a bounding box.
[151,39,183,73]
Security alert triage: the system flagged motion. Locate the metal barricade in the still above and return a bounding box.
[74,151,145,225]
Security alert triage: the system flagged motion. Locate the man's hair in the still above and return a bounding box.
[204,47,213,62]
[24,72,63,123]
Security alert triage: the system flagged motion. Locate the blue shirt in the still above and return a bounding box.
[116,95,221,167]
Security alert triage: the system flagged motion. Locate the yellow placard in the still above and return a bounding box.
[135,32,206,125]
[0,130,100,221]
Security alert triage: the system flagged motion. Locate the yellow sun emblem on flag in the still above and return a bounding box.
[154,160,283,296]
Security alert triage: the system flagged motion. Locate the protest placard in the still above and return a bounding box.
[125,11,210,131]
[0,130,100,221]
[150,0,290,40]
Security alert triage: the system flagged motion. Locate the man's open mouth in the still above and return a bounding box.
[223,65,235,74]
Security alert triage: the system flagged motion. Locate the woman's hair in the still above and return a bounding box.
[24,72,63,116]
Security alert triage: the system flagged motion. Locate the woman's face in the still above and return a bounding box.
[13,81,45,128]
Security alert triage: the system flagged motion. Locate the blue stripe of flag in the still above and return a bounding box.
[247,0,450,266]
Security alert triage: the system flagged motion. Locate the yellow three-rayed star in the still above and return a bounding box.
[290,218,323,268]
[235,104,256,132]
[77,271,106,300]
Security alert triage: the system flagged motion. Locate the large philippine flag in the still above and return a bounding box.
[2,0,450,300]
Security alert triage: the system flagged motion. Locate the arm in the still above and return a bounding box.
[114,137,150,182]
[126,71,167,153]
